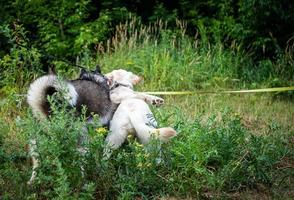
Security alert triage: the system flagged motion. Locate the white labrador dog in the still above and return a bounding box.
[104,69,177,157]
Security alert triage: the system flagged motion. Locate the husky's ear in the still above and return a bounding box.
[48,67,56,75]
[80,68,87,78]
[95,65,101,73]
[80,68,87,76]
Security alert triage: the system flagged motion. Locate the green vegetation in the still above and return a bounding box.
[0,1,293,199]
[1,94,293,199]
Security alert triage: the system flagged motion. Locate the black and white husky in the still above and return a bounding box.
[27,66,117,126]
[26,66,118,184]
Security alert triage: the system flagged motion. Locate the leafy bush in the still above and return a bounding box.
[0,97,291,199]
[0,23,42,95]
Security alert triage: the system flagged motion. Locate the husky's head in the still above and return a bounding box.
[79,65,108,85]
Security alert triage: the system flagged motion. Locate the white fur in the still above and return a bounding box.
[27,139,39,185]
[104,69,177,157]
[62,83,78,106]
[27,75,78,185]
[106,69,141,87]
[27,75,78,119]
[27,75,55,119]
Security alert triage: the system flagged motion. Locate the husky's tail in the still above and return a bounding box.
[27,75,78,119]
[128,114,177,144]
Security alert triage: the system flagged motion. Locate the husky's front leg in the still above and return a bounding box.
[77,124,91,177]
[27,139,39,185]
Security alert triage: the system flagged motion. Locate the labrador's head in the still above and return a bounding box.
[105,69,142,88]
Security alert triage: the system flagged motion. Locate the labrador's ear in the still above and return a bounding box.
[131,74,142,85]
[95,65,101,73]
[105,73,114,87]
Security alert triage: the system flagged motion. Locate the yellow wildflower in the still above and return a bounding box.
[136,143,144,148]
[126,60,133,65]
[127,134,133,139]
[153,129,160,137]
[95,127,107,136]
[137,162,143,168]
[146,163,152,168]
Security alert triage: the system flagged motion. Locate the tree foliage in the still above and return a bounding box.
[0,0,293,90]
[1,0,293,59]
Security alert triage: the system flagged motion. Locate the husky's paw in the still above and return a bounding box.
[152,97,164,107]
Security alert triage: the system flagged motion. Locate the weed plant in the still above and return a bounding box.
[0,97,292,199]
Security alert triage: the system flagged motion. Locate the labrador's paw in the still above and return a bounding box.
[152,97,164,107]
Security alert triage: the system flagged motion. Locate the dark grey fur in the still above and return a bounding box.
[38,67,117,127]
[70,79,117,126]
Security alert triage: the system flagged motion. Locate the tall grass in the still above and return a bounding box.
[93,17,293,91]
[94,18,243,91]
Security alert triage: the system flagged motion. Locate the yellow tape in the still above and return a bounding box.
[145,86,294,95]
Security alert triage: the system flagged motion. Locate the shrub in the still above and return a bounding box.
[0,96,292,199]
[0,23,42,95]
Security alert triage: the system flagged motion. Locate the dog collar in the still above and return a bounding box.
[110,81,133,90]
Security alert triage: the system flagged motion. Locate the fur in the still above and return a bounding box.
[104,69,177,157]
[27,75,78,118]
[27,69,117,126]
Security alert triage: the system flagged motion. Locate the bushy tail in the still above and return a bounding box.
[27,75,78,119]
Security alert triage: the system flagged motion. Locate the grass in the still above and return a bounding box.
[0,18,293,199]
[163,94,294,133]
[98,19,244,91]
